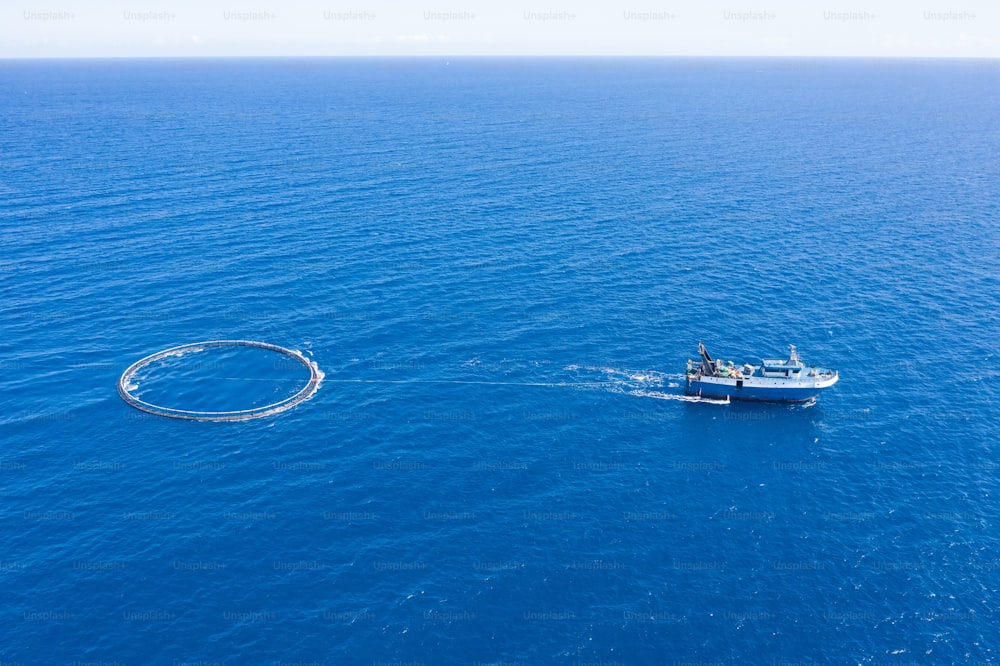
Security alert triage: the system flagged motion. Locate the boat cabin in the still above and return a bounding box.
[759,345,805,378]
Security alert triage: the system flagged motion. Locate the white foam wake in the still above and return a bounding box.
[322,362,721,403]
[628,389,730,405]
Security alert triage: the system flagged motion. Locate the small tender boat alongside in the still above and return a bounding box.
[685,342,838,403]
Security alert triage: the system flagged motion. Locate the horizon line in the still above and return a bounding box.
[3,54,1000,61]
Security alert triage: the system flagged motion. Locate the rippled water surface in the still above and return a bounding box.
[1,58,999,664]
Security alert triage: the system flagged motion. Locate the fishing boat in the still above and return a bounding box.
[685,342,838,403]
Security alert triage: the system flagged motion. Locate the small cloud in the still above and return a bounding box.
[394,33,450,42]
[958,33,994,49]
[881,32,906,49]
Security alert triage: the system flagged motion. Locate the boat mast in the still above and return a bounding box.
[698,341,717,376]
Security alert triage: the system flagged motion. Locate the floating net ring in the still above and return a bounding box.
[118,340,322,422]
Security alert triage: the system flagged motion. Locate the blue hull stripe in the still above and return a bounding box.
[685,379,820,403]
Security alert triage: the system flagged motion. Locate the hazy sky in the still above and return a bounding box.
[3,0,997,58]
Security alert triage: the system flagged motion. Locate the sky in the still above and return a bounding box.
[2,0,997,58]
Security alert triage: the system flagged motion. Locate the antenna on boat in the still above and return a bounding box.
[789,344,800,364]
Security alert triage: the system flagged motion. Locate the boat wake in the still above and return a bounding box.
[629,389,731,405]
[321,363,729,405]
[565,365,687,384]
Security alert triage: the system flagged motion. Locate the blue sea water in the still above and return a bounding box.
[1,57,999,664]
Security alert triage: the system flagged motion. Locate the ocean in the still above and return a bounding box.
[1,57,998,664]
